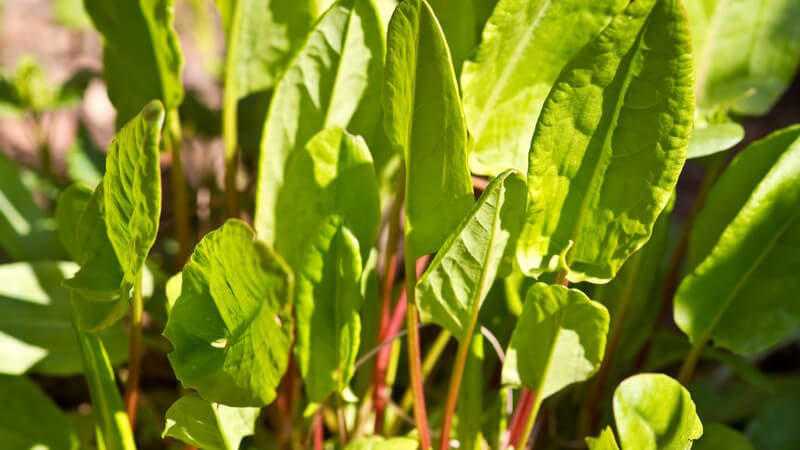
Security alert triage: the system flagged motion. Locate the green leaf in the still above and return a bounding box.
[384,0,474,256]
[269,127,380,270]
[163,392,260,450]
[66,123,106,187]
[674,127,800,355]
[586,426,620,450]
[694,423,754,450]
[417,170,526,341]
[613,374,703,450]
[56,184,93,262]
[689,0,800,116]
[0,261,128,376]
[502,282,609,400]
[427,0,476,77]
[345,436,419,450]
[0,375,79,449]
[84,0,183,126]
[254,0,384,241]
[461,0,623,176]
[74,329,136,450]
[295,216,363,404]
[745,395,800,450]
[688,121,745,159]
[164,219,294,407]
[54,0,92,29]
[457,334,484,450]
[516,0,693,283]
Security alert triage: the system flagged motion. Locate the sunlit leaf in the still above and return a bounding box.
[688,121,745,159]
[694,423,754,450]
[346,436,419,449]
[163,392,259,450]
[586,426,620,450]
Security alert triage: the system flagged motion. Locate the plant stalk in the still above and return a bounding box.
[404,250,432,450]
[165,110,191,266]
[678,337,707,385]
[123,270,144,429]
[313,411,323,450]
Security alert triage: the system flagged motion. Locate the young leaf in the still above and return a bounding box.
[687,122,745,159]
[75,329,136,450]
[516,0,693,283]
[675,127,800,355]
[689,0,800,116]
[56,183,93,262]
[502,282,609,400]
[0,261,127,376]
[383,0,474,256]
[164,219,294,407]
[253,0,384,241]
[271,127,380,270]
[0,374,79,449]
[84,0,183,126]
[586,426,620,450]
[461,0,623,176]
[613,374,703,449]
[163,392,259,450]
[694,423,754,450]
[295,216,362,404]
[417,169,526,341]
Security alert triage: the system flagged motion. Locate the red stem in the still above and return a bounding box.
[507,389,536,448]
[313,412,323,450]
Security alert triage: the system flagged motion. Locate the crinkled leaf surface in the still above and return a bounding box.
[688,121,745,159]
[613,374,703,450]
[694,423,754,450]
[502,282,609,400]
[346,437,419,450]
[84,0,183,126]
[0,261,127,376]
[254,0,384,241]
[461,0,623,176]
[586,427,620,450]
[417,170,526,341]
[675,127,800,355]
[295,216,362,404]
[272,127,380,270]
[516,0,693,283]
[164,219,294,407]
[163,392,259,450]
[0,374,79,450]
[689,0,800,116]
[384,0,474,256]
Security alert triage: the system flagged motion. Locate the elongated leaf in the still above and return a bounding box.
[0,261,127,376]
[689,0,800,116]
[502,283,609,400]
[0,374,79,449]
[254,0,384,241]
[688,121,745,159]
[295,216,362,404]
[271,127,380,270]
[383,0,474,256]
[675,128,800,355]
[84,0,183,126]
[56,184,94,262]
[417,170,526,341]
[586,427,620,450]
[346,437,419,450]
[516,0,693,283]
[613,374,703,450]
[694,423,754,450]
[461,0,622,176]
[163,392,259,450]
[427,0,476,77]
[457,334,484,450]
[164,219,294,407]
[75,329,136,450]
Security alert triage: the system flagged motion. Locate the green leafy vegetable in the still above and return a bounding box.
[163,392,260,450]
[516,0,694,283]
[164,219,294,407]
[461,0,622,175]
[586,426,620,450]
[383,0,474,257]
[688,122,745,159]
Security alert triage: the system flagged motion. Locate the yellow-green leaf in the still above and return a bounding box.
[163,392,259,450]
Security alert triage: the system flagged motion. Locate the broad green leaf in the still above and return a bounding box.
[0,375,79,449]
[74,329,136,450]
[694,423,754,450]
[346,436,419,450]
[163,392,260,450]
[84,0,183,126]
[461,0,623,176]
[613,374,703,450]
[745,396,800,450]
[164,219,294,407]
[103,100,163,286]
[427,0,476,77]
[295,216,363,404]
[516,0,693,283]
[0,152,64,260]
[254,0,384,241]
[417,170,526,341]
[675,127,800,355]
[270,127,380,270]
[586,427,620,450]
[688,121,745,159]
[689,0,800,116]
[66,124,105,187]
[502,283,609,400]
[0,261,127,376]
[384,0,474,256]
